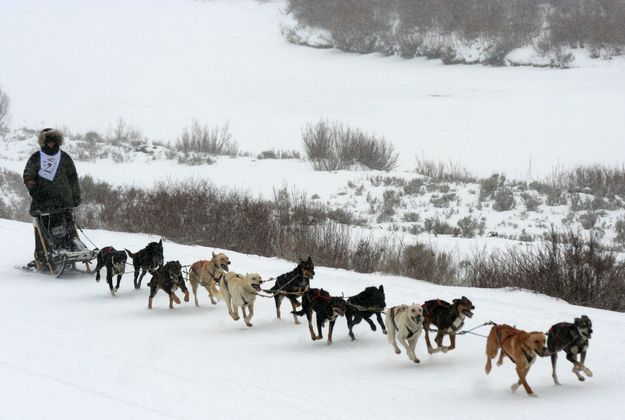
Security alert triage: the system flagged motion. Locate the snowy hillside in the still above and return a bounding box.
[1,218,625,420]
[1,0,625,177]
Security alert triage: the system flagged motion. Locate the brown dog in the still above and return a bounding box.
[485,324,548,397]
[188,252,231,306]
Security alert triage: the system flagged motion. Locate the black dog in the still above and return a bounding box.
[125,239,164,289]
[95,246,128,296]
[270,256,315,325]
[422,296,474,354]
[345,285,387,340]
[293,288,346,345]
[147,260,189,309]
[547,315,593,385]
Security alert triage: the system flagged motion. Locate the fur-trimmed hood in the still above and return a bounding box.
[38,128,64,148]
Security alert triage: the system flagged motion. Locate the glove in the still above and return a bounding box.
[25,179,36,190]
[73,197,81,207]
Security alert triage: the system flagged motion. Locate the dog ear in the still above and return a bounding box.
[379,284,384,292]
[306,256,312,263]
[159,238,163,245]
[452,298,460,304]
[212,251,217,258]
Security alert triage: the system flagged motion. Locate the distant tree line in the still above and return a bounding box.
[284,0,625,65]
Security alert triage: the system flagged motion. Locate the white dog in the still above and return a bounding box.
[385,304,424,363]
[211,272,263,327]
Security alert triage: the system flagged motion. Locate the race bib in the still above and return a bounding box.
[38,151,61,181]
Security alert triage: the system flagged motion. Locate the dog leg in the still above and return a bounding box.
[206,281,217,305]
[137,269,148,289]
[446,333,457,352]
[307,319,318,341]
[407,336,420,364]
[485,330,499,374]
[364,315,377,332]
[399,336,418,363]
[496,349,506,366]
[551,354,560,385]
[346,313,356,341]
[244,304,254,327]
[385,315,401,354]
[566,352,585,381]
[424,323,435,354]
[579,351,593,377]
[514,366,536,397]
[435,331,448,353]
[316,316,324,342]
[327,320,336,345]
[376,313,387,335]
[115,275,122,292]
[290,298,301,325]
[107,275,115,297]
[169,292,181,309]
[95,260,103,282]
[274,295,283,320]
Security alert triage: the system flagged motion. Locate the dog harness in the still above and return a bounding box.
[390,307,417,339]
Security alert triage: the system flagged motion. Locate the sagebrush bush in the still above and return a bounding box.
[615,217,625,245]
[414,156,475,183]
[175,121,238,156]
[0,86,10,132]
[303,120,398,171]
[457,215,485,238]
[521,191,542,212]
[479,174,505,201]
[493,187,515,211]
[466,229,625,311]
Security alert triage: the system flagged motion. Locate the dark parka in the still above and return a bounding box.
[23,129,81,214]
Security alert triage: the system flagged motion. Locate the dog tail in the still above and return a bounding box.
[125,249,136,258]
[384,307,397,344]
[209,279,224,301]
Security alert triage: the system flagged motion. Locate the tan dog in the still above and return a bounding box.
[188,252,230,306]
[210,272,263,327]
[384,304,424,364]
[485,324,548,396]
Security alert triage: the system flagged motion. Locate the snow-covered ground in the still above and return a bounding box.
[1,0,625,178]
[1,217,625,420]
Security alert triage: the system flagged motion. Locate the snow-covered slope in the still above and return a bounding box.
[1,218,624,419]
[1,0,625,177]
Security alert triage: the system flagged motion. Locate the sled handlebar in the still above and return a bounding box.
[30,208,74,217]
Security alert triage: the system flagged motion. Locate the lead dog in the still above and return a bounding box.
[422,296,474,354]
[94,246,127,296]
[210,272,263,327]
[547,315,593,385]
[188,252,231,306]
[485,324,548,396]
[384,304,424,364]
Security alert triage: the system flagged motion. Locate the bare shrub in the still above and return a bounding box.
[414,155,476,183]
[393,243,457,286]
[257,149,301,160]
[424,217,458,236]
[493,187,516,211]
[303,120,398,171]
[466,229,625,311]
[615,217,625,244]
[176,121,238,156]
[521,191,543,212]
[579,210,598,230]
[105,118,145,147]
[0,168,29,221]
[0,86,9,132]
[479,174,505,201]
[457,215,485,238]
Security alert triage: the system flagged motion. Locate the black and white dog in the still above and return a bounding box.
[270,256,315,324]
[95,246,127,296]
[547,315,593,385]
[125,239,164,289]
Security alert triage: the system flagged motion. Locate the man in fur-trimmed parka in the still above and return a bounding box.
[23,128,81,214]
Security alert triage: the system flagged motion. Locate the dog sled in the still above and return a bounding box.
[26,208,98,277]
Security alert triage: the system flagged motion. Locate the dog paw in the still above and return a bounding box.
[427,348,434,355]
[246,322,253,327]
[382,330,387,335]
[584,368,593,377]
[528,393,538,398]
[413,358,420,364]
[578,376,586,382]
[510,383,520,392]
[395,349,401,355]
[441,346,449,353]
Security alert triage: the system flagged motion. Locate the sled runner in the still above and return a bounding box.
[26,208,98,277]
